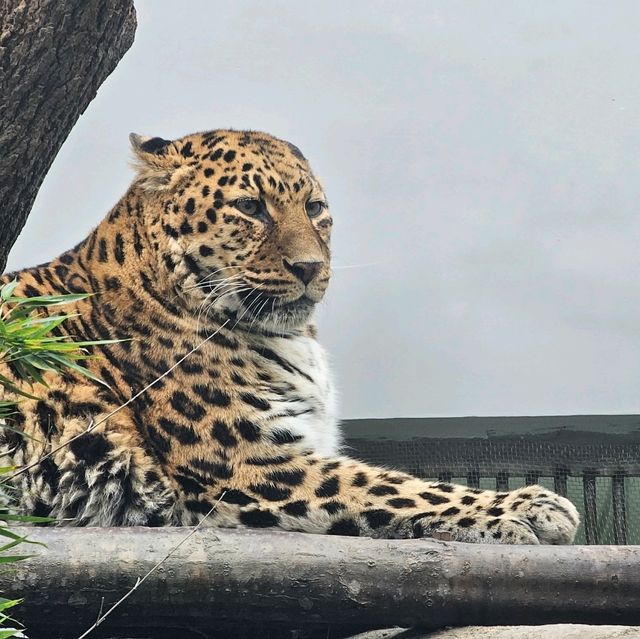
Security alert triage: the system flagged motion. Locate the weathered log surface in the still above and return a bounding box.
[348,626,640,639]
[0,0,137,272]
[3,527,640,638]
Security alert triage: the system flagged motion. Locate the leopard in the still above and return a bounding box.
[0,129,579,544]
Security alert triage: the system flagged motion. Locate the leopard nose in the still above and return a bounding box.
[283,258,322,285]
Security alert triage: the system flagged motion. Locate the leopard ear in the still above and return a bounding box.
[129,133,192,192]
[129,133,173,156]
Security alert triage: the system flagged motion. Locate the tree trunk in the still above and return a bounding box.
[0,0,137,272]
[4,527,640,638]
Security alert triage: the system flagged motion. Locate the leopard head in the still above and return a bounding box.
[129,129,332,332]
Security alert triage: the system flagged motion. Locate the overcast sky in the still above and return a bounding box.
[7,1,640,419]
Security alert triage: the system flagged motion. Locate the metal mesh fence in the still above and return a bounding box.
[343,415,640,545]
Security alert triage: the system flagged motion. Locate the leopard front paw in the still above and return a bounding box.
[419,485,580,545]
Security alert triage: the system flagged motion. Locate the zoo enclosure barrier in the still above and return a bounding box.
[343,414,640,545]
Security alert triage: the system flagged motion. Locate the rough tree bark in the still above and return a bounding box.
[4,527,640,638]
[0,0,137,273]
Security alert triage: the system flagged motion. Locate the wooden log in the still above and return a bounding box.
[2,527,640,638]
[0,0,137,271]
[347,626,640,639]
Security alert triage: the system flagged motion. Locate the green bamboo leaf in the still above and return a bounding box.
[65,338,124,347]
[0,513,54,524]
[0,524,47,545]
[9,293,91,308]
[0,555,33,564]
[11,361,46,387]
[46,353,108,386]
[17,354,56,373]
[0,539,26,553]
[0,281,19,302]
[0,529,26,542]
[0,402,17,420]
[21,316,70,336]
[0,374,39,401]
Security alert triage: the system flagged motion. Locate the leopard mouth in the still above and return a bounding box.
[236,289,317,326]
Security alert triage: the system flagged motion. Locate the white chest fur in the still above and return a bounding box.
[249,333,340,457]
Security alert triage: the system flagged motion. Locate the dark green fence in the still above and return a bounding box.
[343,415,640,545]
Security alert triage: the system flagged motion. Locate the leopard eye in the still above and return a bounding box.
[234,199,263,217]
[305,200,325,218]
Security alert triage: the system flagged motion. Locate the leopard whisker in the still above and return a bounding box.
[234,290,265,332]
[194,281,249,332]
[184,265,241,290]
[248,297,270,333]
[330,261,379,270]
[229,287,265,332]
[203,285,253,322]
[194,277,240,328]
[184,272,243,293]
